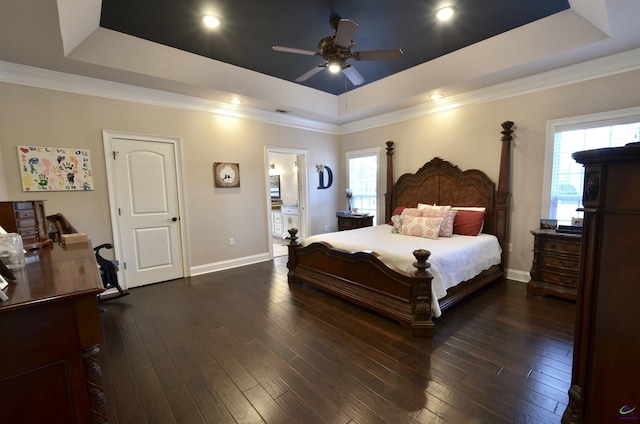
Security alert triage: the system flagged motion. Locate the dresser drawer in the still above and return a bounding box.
[540,255,580,270]
[538,269,579,289]
[14,202,35,210]
[18,227,37,238]
[15,209,35,219]
[17,218,36,229]
[540,238,581,254]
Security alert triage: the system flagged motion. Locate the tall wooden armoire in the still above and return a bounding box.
[562,142,640,423]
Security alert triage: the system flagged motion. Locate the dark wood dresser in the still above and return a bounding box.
[562,142,640,424]
[0,200,51,249]
[528,229,581,300]
[336,212,374,231]
[0,243,107,423]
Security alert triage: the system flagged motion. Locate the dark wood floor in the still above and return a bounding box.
[98,257,576,424]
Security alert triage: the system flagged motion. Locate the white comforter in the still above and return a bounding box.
[302,224,502,317]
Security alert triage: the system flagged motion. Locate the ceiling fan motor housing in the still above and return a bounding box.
[318,36,354,58]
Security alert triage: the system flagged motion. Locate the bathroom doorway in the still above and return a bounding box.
[265,148,308,257]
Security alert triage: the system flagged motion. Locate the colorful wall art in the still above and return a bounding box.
[17,146,94,191]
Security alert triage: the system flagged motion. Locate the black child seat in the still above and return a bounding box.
[93,243,130,301]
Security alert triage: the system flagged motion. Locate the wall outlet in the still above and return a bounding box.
[228,237,235,246]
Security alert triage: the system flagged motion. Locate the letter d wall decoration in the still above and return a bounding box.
[316,165,333,189]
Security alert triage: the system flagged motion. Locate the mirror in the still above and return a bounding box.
[270,175,281,199]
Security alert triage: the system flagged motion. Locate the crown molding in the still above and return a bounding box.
[339,47,640,134]
[2,47,640,136]
[0,61,339,135]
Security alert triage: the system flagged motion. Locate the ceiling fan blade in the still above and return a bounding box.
[295,65,325,82]
[352,49,404,61]
[342,65,364,86]
[334,19,358,48]
[272,46,318,56]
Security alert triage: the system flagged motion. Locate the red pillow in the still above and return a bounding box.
[453,210,485,236]
[388,206,412,225]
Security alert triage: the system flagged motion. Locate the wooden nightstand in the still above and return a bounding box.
[528,229,581,300]
[336,213,374,231]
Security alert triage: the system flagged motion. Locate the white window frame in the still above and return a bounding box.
[346,147,380,225]
[542,106,640,223]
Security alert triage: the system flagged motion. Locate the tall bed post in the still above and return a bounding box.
[495,121,514,267]
[384,141,395,223]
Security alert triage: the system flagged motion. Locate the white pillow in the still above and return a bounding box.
[418,203,452,211]
[400,216,442,239]
[452,206,486,212]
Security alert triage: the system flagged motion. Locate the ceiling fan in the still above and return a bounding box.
[272,18,403,86]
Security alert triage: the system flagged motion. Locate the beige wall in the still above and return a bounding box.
[341,69,640,278]
[0,83,339,269]
[2,68,639,278]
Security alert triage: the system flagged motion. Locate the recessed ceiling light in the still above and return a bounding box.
[202,14,221,29]
[430,93,443,100]
[229,98,242,105]
[435,6,456,22]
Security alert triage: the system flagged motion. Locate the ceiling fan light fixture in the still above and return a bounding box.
[435,6,456,22]
[430,93,443,100]
[328,62,342,74]
[202,14,221,29]
[229,97,242,105]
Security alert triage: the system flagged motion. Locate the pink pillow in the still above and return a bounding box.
[400,208,423,218]
[453,210,486,236]
[420,209,457,237]
[388,205,412,225]
[400,216,442,239]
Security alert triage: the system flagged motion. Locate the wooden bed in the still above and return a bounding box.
[286,121,514,337]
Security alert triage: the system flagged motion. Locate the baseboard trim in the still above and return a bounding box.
[505,268,530,283]
[190,253,271,276]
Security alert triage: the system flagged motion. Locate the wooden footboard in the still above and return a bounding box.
[287,229,436,337]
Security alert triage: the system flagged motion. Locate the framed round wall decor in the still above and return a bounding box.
[213,162,240,188]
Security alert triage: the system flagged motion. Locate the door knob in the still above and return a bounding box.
[171,217,178,222]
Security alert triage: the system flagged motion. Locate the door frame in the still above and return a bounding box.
[102,130,190,288]
[265,147,308,257]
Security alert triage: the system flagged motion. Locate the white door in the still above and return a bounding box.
[111,137,184,288]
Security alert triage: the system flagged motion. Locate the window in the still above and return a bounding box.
[543,108,640,225]
[347,148,379,225]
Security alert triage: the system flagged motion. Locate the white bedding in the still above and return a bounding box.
[302,224,502,317]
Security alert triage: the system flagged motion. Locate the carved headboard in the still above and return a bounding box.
[383,121,514,263]
[390,158,496,235]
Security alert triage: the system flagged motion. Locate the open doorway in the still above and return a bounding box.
[265,147,308,257]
